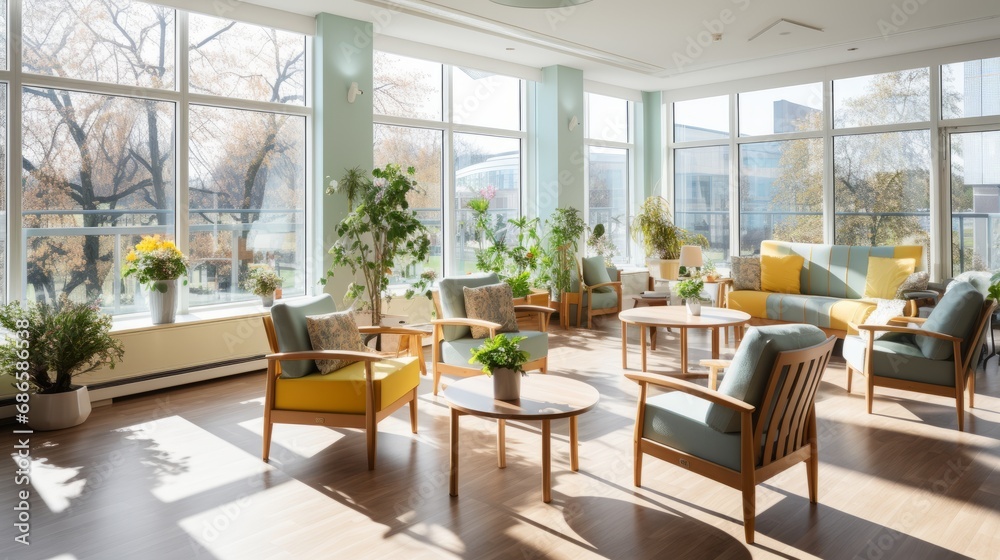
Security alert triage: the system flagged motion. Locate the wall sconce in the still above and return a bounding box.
[568,115,579,131]
[347,82,364,103]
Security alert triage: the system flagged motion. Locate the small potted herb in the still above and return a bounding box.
[468,334,530,401]
[244,266,283,307]
[674,277,707,316]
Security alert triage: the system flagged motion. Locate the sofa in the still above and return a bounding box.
[727,240,925,338]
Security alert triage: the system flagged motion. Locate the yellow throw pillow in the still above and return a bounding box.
[864,257,916,300]
[760,254,804,294]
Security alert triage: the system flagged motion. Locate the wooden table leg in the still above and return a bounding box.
[542,419,552,503]
[650,326,658,351]
[712,327,720,360]
[449,408,459,497]
[680,328,688,375]
[621,321,628,369]
[640,324,648,373]
[570,416,579,472]
[497,419,506,469]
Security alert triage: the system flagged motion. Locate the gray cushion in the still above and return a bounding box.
[706,324,828,433]
[916,281,983,360]
[270,294,336,378]
[439,330,548,368]
[438,273,500,341]
[643,392,743,471]
[843,333,958,387]
[582,256,613,293]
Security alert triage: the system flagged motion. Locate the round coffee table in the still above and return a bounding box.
[443,374,600,503]
[619,306,751,374]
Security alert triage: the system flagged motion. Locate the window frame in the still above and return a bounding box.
[583,91,635,264]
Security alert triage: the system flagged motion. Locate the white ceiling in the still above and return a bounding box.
[242,0,1000,91]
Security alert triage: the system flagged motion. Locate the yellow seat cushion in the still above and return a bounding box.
[275,357,419,414]
[760,254,804,294]
[863,257,915,299]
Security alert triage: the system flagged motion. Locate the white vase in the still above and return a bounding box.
[29,386,92,431]
[686,300,702,316]
[260,292,275,307]
[492,367,521,401]
[149,278,179,324]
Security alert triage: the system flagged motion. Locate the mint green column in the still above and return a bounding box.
[313,13,374,299]
[535,65,584,219]
[640,90,663,200]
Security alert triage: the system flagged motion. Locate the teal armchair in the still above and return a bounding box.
[844,281,996,431]
[627,324,836,543]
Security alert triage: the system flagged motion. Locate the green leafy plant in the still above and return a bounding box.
[630,196,708,260]
[468,334,530,376]
[545,207,588,298]
[587,223,619,266]
[243,266,283,297]
[988,271,1000,301]
[0,296,125,394]
[504,271,533,299]
[468,192,543,293]
[674,278,706,301]
[322,164,432,326]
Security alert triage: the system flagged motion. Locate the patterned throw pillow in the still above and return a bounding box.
[463,283,520,339]
[731,256,761,291]
[894,271,929,299]
[306,310,370,374]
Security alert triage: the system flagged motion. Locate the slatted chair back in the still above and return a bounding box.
[960,300,997,374]
[753,336,836,468]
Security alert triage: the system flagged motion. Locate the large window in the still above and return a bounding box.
[585,93,631,263]
[675,146,730,262]
[373,52,524,278]
[14,0,309,313]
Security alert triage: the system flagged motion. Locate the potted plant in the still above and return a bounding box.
[0,296,125,430]
[122,235,189,324]
[674,277,707,316]
[630,196,708,281]
[467,191,544,299]
[988,271,1000,301]
[323,164,432,327]
[702,259,719,283]
[544,207,587,302]
[244,266,283,307]
[587,223,619,267]
[469,333,531,401]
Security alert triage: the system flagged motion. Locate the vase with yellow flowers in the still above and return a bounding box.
[122,235,189,324]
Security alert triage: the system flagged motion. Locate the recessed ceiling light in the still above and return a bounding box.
[779,31,791,36]
[490,0,592,7]
[847,47,859,51]
[506,47,516,51]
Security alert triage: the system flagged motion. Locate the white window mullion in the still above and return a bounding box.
[8,0,24,301]
[442,65,456,277]
[176,10,190,313]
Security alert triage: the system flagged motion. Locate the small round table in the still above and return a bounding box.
[443,374,600,503]
[619,306,751,374]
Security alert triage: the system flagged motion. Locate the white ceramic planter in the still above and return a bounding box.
[686,300,702,316]
[260,293,275,307]
[149,278,179,324]
[30,386,92,431]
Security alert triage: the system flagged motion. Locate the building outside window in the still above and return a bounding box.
[585,92,632,264]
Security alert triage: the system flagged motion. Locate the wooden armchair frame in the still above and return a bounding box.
[261,317,423,470]
[430,291,553,395]
[847,299,997,431]
[561,261,623,329]
[627,336,836,543]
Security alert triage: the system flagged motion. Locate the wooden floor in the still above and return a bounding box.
[4,318,1000,560]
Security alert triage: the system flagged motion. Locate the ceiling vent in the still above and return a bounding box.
[749,18,824,42]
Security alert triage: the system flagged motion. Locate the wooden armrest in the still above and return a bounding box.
[358,325,428,336]
[267,350,381,362]
[624,372,754,413]
[699,359,731,369]
[887,316,926,325]
[431,317,502,329]
[512,304,556,314]
[585,281,622,292]
[855,323,961,342]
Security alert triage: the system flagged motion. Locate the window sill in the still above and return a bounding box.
[110,296,308,334]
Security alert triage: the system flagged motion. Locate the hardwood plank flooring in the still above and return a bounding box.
[3,317,999,559]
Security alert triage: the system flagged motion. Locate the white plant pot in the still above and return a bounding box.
[149,278,179,324]
[491,367,522,401]
[30,386,92,431]
[260,293,275,307]
[686,300,702,316]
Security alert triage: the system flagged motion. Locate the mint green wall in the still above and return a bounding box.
[313,13,374,299]
[535,65,585,219]
[640,90,663,200]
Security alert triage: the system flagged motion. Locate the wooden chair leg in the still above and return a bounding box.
[262,418,273,462]
[742,483,756,544]
[366,413,377,470]
[968,371,976,409]
[409,392,418,433]
[433,367,442,396]
[807,413,819,503]
[956,386,965,432]
[846,367,853,393]
[865,373,874,415]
